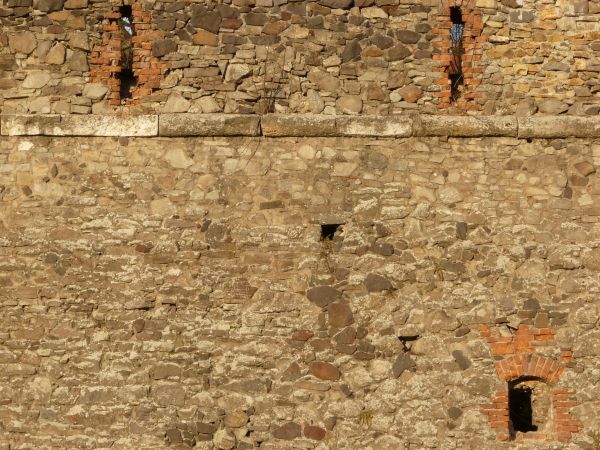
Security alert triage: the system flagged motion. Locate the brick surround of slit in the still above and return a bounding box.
[433,0,484,110]
[478,324,582,442]
[89,1,169,106]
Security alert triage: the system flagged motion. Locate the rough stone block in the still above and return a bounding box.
[159,114,260,136]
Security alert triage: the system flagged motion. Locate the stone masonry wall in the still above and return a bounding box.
[1,119,600,449]
[2,0,600,115]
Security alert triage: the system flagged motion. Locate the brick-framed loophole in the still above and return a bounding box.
[479,324,583,443]
[433,0,484,110]
[89,1,168,106]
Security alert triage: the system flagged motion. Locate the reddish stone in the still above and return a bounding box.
[193,30,219,46]
[304,425,326,441]
[309,361,340,381]
[292,330,314,341]
[327,302,353,328]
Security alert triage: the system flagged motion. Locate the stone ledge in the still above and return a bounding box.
[518,116,600,138]
[159,114,260,137]
[413,115,518,137]
[1,114,158,136]
[3,114,600,138]
[261,115,412,137]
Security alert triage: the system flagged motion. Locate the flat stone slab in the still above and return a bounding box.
[261,114,337,137]
[262,115,411,137]
[1,114,158,136]
[4,114,600,139]
[159,114,260,136]
[413,115,518,137]
[518,116,600,138]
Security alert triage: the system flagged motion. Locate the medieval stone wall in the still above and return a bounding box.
[1,0,600,115]
[1,114,600,449]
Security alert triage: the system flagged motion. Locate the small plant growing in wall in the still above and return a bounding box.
[255,46,287,114]
[358,410,373,428]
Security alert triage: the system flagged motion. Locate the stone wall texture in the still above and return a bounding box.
[2,0,600,448]
[1,123,600,448]
[1,0,600,115]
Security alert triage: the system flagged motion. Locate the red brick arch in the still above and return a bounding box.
[478,324,582,443]
[495,354,564,383]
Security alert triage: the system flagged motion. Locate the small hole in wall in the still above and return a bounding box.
[449,6,464,103]
[118,69,137,100]
[321,224,342,241]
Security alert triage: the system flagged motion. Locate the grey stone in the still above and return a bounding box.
[191,7,221,34]
[306,286,341,308]
[152,39,177,57]
[392,354,416,378]
[319,0,353,8]
[34,0,64,12]
[364,273,392,292]
[451,350,472,370]
[272,422,302,440]
[396,30,421,44]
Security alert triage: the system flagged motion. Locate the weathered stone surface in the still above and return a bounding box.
[309,361,341,381]
[159,114,260,136]
[272,422,302,440]
[518,117,600,138]
[306,286,341,308]
[152,39,177,57]
[327,302,354,328]
[261,114,337,137]
[364,273,392,292]
[224,64,251,83]
[414,116,518,137]
[319,0,353,9]
[392,354,416,378]
[303,425,326,440]
[82,83,109,101]
[22,71,51,89]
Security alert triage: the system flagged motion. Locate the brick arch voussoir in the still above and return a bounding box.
[495,354,564,383]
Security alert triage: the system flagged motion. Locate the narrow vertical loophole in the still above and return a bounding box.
[509,382,538,436]
[118,4,136,101]
[449,6,464,103]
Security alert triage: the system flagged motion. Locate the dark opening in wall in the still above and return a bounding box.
[321,224,341,241]
[118,69,137,100]
[509,383,538,434]
[118,4,136,101]
[449,6,464,103]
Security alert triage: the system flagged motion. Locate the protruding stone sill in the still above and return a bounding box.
[2,114,600,138]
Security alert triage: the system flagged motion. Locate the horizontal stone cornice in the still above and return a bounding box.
[3,114,600,138]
